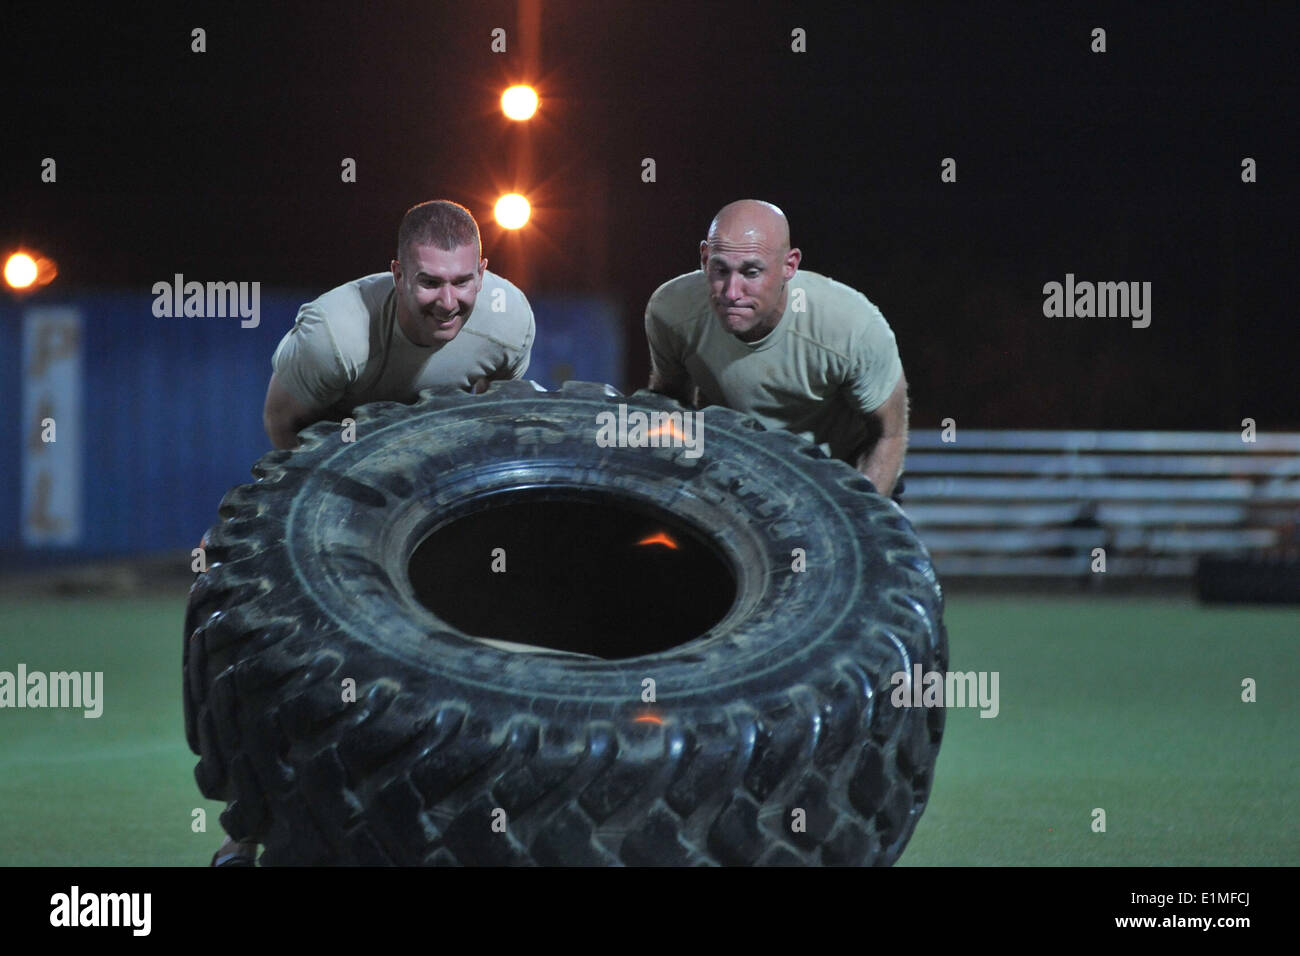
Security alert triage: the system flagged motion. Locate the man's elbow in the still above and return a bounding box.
[264,373,320,449]
[264,412,301,450]
[881,373,910,439]
[648,371,691,407]
[263,399,306,450]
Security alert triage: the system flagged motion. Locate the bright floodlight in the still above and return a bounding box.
[4,252,38,289]
[501,85,539,120]
[494,194,531,229]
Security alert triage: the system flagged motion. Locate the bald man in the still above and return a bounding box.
[645,200,909,498]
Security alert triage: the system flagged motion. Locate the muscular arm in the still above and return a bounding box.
[263,372,325,450]
[645,302,698,407]
[855,373,909,498]
[647,365,696,407]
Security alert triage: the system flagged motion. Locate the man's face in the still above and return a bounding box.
[700,238,796,342]
[392,241,486,346]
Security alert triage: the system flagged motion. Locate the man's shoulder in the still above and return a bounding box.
[308,272,394,318]
[789,269,891,351]
[796,270,883,317]
[460,269,533,350]
[647,270,710,330]
[480,269,532,315]
[294,272,393,359]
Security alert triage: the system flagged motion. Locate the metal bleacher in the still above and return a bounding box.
[901,431,1300,579]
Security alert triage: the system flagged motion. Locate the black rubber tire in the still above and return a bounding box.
[183,380,948,866]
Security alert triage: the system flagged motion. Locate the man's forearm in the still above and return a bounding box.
[854,374,910,498]
[647,369,696,408]
[857,434,907,498]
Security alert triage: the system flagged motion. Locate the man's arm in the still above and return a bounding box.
[647,365,695,407]
[645,299,696,407]
[474,309,536,393]
[263,372,326,450]
[264,296,353,448]
[855,372,909,498]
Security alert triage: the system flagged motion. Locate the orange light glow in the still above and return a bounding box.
[4,253,37,289]
[648,419,688,442]
[501,85,539,120]
[4,251,58,291]
[636,531,679,550]
[494,193,531,229]
[633,714,663,724]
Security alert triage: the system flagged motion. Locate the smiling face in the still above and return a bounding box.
[391,241,486,347]
[699,200,801,342]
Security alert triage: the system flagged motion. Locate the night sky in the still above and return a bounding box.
[3,1,1296,429]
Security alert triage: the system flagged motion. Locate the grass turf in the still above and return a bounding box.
[899,594,1299,865]
[0,592,1295,865]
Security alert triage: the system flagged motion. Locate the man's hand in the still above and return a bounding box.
[855,373,909,498]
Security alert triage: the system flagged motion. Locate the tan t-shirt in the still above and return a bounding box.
[272,270,534,415]
[645,269,903,462]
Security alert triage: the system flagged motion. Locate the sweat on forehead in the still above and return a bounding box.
[706,200,791,252]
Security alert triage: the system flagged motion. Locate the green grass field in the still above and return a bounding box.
[0,592,1295,865]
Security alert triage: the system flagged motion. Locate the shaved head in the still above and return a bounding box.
[706,199,791,253]
[700,199,801,342]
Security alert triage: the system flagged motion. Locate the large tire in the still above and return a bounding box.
[184,380,947,865]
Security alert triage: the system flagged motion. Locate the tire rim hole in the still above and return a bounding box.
[409,496,735,659]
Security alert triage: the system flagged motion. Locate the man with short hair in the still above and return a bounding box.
[263,199,535,449]
[645,199,908,498]
[215,201,533,865]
